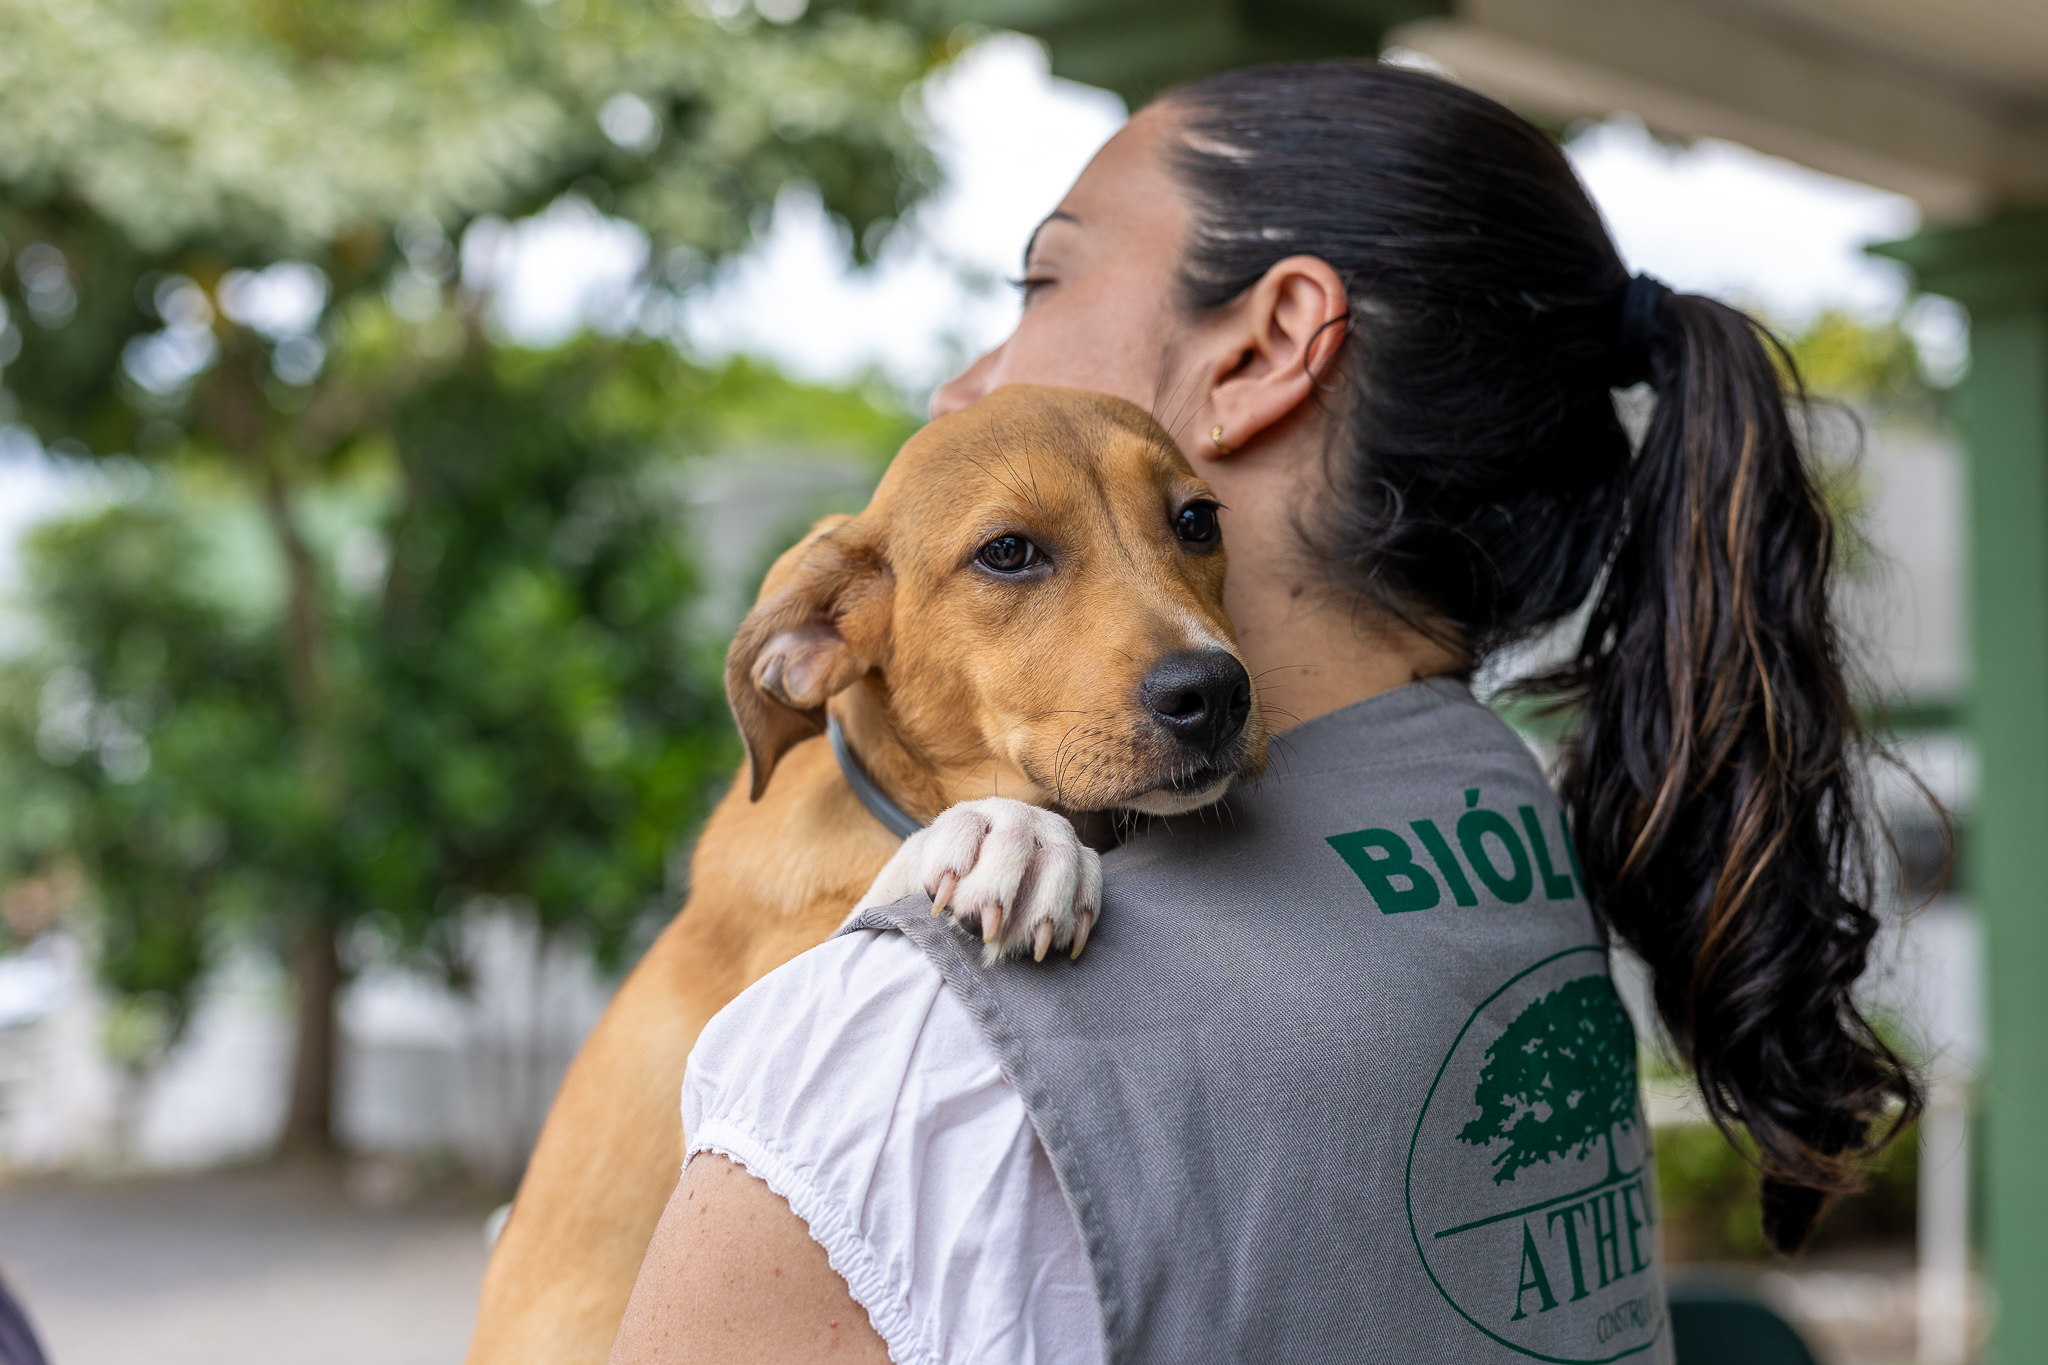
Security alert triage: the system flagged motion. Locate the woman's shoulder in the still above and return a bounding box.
[682,926,1103,1365]
[691,925,947,1049]
[685,926,976,1127]
[684,926,999,1160]
[1273,676,1542,778]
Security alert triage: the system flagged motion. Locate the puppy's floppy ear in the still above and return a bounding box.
[725,515,890,800]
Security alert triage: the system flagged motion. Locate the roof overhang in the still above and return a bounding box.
[961,0,2048,221]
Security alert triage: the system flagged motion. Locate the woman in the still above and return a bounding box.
[610,60,1916,1364]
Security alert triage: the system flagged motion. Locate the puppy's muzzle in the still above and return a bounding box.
[1141,648,1252,767]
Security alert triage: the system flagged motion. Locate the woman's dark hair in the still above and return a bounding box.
[1162,60,1919,1251]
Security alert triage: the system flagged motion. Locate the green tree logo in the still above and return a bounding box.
[1458,976,1640,1185]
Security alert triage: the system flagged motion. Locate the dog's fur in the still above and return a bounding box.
[464,387,1263,1364]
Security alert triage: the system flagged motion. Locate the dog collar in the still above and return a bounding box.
[827,715,924,840]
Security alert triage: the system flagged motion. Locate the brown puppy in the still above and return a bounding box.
[465,386,1264,1364]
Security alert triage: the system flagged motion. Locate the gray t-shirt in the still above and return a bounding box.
[851,677,1671,1365]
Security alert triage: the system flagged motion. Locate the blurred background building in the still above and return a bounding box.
[1,1,2041,1362]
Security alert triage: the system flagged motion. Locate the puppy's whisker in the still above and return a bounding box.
[1051,722,1083,804]
[1260,733,1302,779]
[938,740,996,767]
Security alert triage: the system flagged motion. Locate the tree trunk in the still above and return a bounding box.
[210,358,330,734]
[258,456,330,735]
[283,920,341,1149]
[215,366,347,1153]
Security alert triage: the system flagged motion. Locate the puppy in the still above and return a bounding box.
[465,386,1265,1364]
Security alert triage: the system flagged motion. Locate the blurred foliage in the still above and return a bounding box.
[0,0,953,1142]
[0,0,945,255]
[1655,1119,1919,1262]
[0,501,295,1030]
[1781,309,1937,418]
[0,348,910,1043]
[1655,1122,1773,1261]
[1769,308,1953,581]
[0,0,959,463]
[346,341,750,972]
[1649,1013,1928,1262]
[675,355,917,475]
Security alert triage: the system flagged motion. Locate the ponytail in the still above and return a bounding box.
[1551,291,1921,1249]
[1163,59,1921,1251]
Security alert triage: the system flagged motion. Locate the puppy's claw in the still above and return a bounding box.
[1070,909,1094,960]
[887,798,1098,966]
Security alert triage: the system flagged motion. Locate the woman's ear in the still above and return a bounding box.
[1197,254,1349,457]
[724,517,889,800]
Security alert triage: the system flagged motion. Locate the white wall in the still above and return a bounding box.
[0,909,613,1176]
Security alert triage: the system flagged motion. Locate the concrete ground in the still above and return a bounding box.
[0,1165,1973,1365]
[0,1165,495,1365]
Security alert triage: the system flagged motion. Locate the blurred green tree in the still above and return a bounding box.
[0,345,915,1151]
[1782,309,1942,420]
[0,498,305,1149]
[345,341,752,969]
[0,0,948,1148]
[1772,308,1958,581]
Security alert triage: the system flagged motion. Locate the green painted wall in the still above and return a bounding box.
[1877,208,2048,1362]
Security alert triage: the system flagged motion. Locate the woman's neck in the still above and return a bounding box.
[1226,569,1464,735]
[1203,436,1465,736]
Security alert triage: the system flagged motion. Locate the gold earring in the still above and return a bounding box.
[1209,425,1232,455]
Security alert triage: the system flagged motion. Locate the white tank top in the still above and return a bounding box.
[680,928,1106,1365]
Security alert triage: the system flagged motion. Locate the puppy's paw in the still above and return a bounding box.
[920,798,1101,963]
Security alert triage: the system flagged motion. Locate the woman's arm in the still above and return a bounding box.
[608,1154,891,1365]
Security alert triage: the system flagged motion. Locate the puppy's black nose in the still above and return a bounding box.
[1141,649,1252,757]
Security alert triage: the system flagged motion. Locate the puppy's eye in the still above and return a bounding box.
[977,534,1042,573]
[1175,501,1222,546]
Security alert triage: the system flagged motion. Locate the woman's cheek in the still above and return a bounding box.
[1011,308,1161,402]
[931,344,1005,416]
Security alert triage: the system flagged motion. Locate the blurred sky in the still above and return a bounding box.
[0,33,1942,589]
